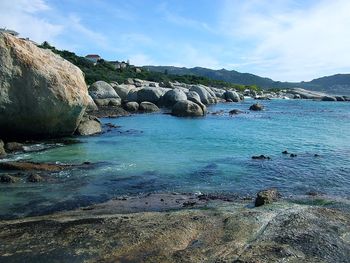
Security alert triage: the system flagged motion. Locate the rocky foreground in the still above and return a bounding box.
[0,194,349,262]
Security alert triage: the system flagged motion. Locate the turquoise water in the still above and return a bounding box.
[1,99,350,218]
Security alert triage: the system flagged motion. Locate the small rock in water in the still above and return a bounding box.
[27,173,44,183]
[255,188,280,207]
[282,150,289,154]
[229,109,243,115]
[105,123,120,129]
[290,154,297,157]
[252,155,271,160]
[211,110,224,115]
[249,103,264,111]
[0,174,19,183]
[314,154,320,157]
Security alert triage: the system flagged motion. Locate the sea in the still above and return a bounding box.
[1,98,349,218]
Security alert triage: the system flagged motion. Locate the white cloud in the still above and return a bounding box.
[158,2,213,32]
[66,14,108,47]
[221,0,350,81]
[167,44,221,69]
[129,53,156,66]
[0,0,62,43]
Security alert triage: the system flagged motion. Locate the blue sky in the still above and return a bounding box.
[1,0,350,81]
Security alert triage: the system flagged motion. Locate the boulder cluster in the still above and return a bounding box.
[87,78,245,118]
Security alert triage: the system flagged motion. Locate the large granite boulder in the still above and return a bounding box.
[172,100,204,117]
[75,115,102,136]
[289,88,332,100]
[139,102,160,113]
[89,81,121,106]
[0,33,91,138]
[212,87,226,99]
[161,89,187,107]
[126,89,139,102]
[187,91,206,113]
[137,87,164,104]
[113,84,134,100]
[224,90,240,102]
[189,85,217,104]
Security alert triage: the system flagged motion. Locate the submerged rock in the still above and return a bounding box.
[0,174,19,183]
[252,155,271,160]
[255,188,280,206]
[229,109,243,115]
[0,33,90,138]
[75,115,102,136]
[0,161,74,172]
[249,103,264,111]
[27,173,44,183]
[172,100,204,117]
[139,102,160,113]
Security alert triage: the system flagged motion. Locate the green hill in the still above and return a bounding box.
[38,42,259,92]
[144,66,350,95]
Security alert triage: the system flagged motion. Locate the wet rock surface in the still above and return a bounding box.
[0,174,19,183]
[75,115,102,136]
[249,103,264,111]
[0,196,349,263]
[89,106,130,118]
[0,161,92,172]
[255,188,281,206]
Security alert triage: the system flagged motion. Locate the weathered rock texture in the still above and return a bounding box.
[75,115,102,136]
[172,100,204,117]
[0,33,91,138]
[0,199,349,262]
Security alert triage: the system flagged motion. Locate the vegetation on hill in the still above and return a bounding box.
[38,42,260,91]
[144,66,350,95]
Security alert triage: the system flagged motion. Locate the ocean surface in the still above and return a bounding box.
[1,99,350,218]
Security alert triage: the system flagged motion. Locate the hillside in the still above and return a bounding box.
[144,66,350,95]
[38,42,259,92]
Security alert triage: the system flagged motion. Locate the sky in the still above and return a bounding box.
[0,0,349,82]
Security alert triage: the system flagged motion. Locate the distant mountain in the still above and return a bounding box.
[144,66,350,95]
